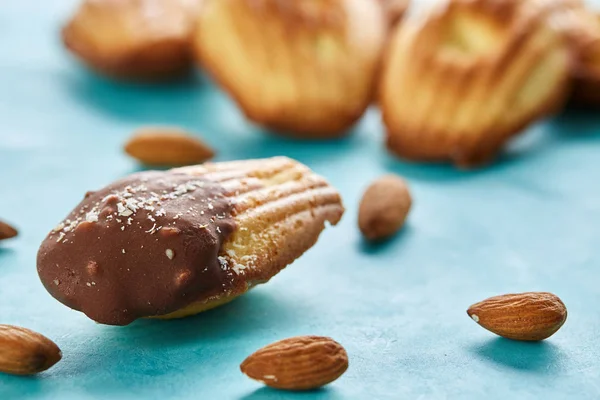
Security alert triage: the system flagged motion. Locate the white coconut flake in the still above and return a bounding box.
[145,224,157,234]
[232,263,247,275]
[218,256,228,270]
[85,211,99,222]
[53,222,65,232]
[226,249,237,257]
[165,249,175,260]
[117,203,133,217]
[125,198,139,212]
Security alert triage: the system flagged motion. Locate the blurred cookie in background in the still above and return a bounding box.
[194,0,386,139]
[379,0,410,28]
[570,12,600,107]
[62,0,203,81]
[379,0,571,168]
[537,0,600,107]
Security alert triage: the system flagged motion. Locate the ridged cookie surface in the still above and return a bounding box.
[380,0,570,167]
[538,0,600,106]
[379,0,410,27]
[194,0,386,138]
[62,0,201,81]
[37,157,344,325]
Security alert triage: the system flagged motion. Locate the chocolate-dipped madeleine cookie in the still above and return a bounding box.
[193,0,386,138]
[62,0,202,81]
[37,157,344,325]
[379,0,570,167]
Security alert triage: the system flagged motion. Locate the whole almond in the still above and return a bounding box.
[0,220,18,240]
[358,175,412,240]
[240,336,348,391]
[0,325,62,375]
[467,292,567,341]
[124,127,215,166]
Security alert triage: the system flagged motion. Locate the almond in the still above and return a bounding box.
[0,325,62,375]
[467,292,567,341]
[240,336,348,391]
[358,175,412,240]
[124,127,215,166]
[0,220,18,240]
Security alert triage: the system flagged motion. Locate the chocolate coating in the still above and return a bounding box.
[37,171,236,325]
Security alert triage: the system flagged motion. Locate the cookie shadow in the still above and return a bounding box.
[379,119,571,182]
[547,110,600,141]
[224,127,369,167]
[112,288,299,346]
[59,66,215,126]
[60,66,375,166]
[49,289,300,379]
[381,153,488,183]
[469,337,565,374]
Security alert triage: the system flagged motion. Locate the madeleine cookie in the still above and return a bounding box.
[379,0,410,27]
[538,0,600,107]
[62,0,202,81]
[571,12,600,106]
[194,0,386,138]
[380,0,570,167]
[37,157,344,325]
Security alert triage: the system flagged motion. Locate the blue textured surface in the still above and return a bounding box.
[2,1,600,399]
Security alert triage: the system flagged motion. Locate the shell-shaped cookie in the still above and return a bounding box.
[538,0,600,106]
[160,157,345,319]
[62,0,202,81]
[379,0,410,27]
[572,16,600,106]
[380,0,571,167]
[37,157,343,325]
[194,0,386,138]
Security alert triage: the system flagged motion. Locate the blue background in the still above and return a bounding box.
[1,1,600,399]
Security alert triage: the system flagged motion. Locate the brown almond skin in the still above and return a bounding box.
[0,221,18,240]
[467,292,567,341]
[124,127,215,166]
[240,336,349,391]
[358,175,412,240]
[0,325,62,375]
